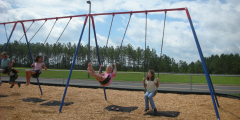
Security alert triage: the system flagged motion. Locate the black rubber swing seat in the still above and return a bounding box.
[104,105,138,113]
[2,66,11,74]
[144,110,180,117]
[0,95,8,98]
[31,70,41,78]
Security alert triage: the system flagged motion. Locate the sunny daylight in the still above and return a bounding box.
[0,0,240,119]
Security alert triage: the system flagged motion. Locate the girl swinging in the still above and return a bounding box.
[87,62,117,86]
[25,55,47,86]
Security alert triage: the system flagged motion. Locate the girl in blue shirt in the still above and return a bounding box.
[0,52,14,86]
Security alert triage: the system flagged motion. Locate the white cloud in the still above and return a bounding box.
[117,27,124,32]
[92,34,117,48]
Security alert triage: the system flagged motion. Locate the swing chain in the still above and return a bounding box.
[49,18,72,54]
[144,12,147,77]
[18,21,35,42]
[4,24,9,42]
[103,14,115,65]
[115,14,132,63]
[158,11,167,77]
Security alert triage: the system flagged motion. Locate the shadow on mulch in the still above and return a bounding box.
[0,95,8,98]
[144,111,180,117]
[40,101,74,106]
[109,116,132,120]
[0,106,14,110]
[20,98,47,103]
[105,105,138,113]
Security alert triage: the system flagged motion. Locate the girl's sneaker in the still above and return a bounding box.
[18,83,21,88]
[144,109,149,112]
[10,85,14,88]
[154,108,157,114]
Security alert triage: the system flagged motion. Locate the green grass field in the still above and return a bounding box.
[2,68,240,85]
[233,94,240,97]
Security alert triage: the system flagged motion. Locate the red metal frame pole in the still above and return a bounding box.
[0,8,185,25]
[2,22,17,52]
[20,22,43,95]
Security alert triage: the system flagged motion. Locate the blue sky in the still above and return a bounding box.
[0,0,240,63]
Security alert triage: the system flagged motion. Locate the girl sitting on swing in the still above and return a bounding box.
[0,52,14,86]
[25,55,47,86]
[87,62,117,86]
[143,70,159,114]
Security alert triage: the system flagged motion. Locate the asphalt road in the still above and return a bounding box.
[2,76,240,94]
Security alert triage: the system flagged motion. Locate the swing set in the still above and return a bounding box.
[0,7,221,120]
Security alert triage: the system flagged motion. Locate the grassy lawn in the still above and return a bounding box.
[233,94,240,97]
[1,68,240,85]
[230,93,240,97]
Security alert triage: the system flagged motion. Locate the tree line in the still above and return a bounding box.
[1,41,240,74]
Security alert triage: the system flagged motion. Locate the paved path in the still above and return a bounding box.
[2,77,240,94]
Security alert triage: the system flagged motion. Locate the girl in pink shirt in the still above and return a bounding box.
[87,62,117,86]
[25,56,47,86]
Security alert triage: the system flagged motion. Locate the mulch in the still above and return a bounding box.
[0,83,240,120]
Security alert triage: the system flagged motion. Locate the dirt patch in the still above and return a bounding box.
[0,83,240,120]
[32,109,55,114]
[11,93,21,96]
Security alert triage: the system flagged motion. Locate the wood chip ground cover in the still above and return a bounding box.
[0,83,239,120]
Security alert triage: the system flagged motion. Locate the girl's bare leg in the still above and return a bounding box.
[25,70,29,85]
[87,67,105,81]
[25,70,35,86]
[87,62,105,81]
[26,70,31,85]
[88,62,96,73]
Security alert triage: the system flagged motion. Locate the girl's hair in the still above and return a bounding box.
[34,55,43,62]
[147,70,155,81]
[1,52,8,58]
[106,65,113,73]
